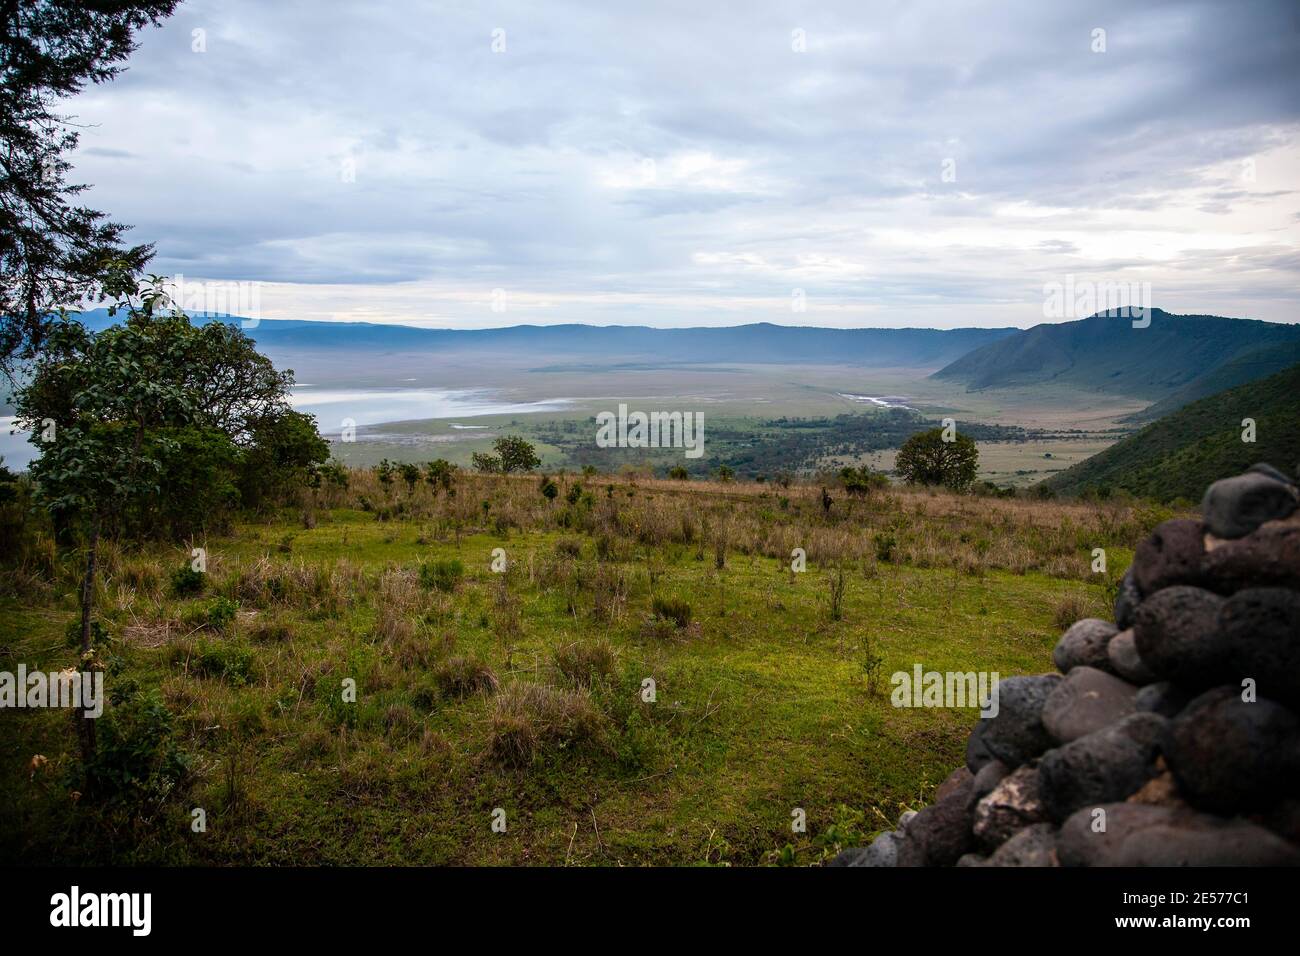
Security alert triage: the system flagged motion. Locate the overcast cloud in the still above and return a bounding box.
[63,0,1300,328]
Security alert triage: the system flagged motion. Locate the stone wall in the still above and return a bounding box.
[835,463,1300,867]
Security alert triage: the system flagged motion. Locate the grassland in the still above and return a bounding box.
[309,361,1137,482]
[0,471,1171,866]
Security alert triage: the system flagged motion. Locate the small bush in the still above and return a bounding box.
[873,532,897,563]
[187,641,255,686]
[651,596,692,628]
[79,689,193,803]
[419,558,464,593]
[170,565,205,597]
[554,537,582,559]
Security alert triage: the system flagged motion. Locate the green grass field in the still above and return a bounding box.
[1,473,1153,865]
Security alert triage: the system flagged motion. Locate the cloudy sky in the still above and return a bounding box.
[65,0,1300,328]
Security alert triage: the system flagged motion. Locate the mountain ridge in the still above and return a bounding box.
[932,308,1300,401]
[71,310,1019,368]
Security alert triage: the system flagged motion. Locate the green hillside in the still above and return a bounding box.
[1123,340,1300,422]
[1045,363,1300,502]
[933,310,1300,401]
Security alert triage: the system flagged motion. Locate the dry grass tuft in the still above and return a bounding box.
[487,682,607,766]
[434,655,500,698]
[552,638,616,686]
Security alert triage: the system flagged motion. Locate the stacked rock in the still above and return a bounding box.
[834,464,1300,867]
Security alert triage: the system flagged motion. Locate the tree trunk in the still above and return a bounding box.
[75,516,100,771]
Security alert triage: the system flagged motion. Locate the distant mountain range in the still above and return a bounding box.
[932,309,1300,413]
[73,310,1016,368]
[1044,362,1300,502]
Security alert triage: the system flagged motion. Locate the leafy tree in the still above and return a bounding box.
[237,409,328,511]
[146,425,241,536]
[1,1,179,373]
[493,435,540,474]
[398,461,421,494]
[668,465,689,481]
[840,465,888,497]
[471,451,501,473]
[895,427,979,491]
[14,272,324,769]
[716,464,734,482]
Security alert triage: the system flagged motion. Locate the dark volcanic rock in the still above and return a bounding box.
[828,847,869,866]
[1134,518,1205,594]
[1058,802,1300,866]
[1220,588,1300,706]
[1052,618,1118,674]
[1107,629,1156,684]
[980,674,1061,767]
[1041,667,1139,744]
[1135,681,1191,718]
[1038,712,1167,823]
[969,759,1010,808]
[1163,686,1300,814]
[987,822,1059,867]
[1114,569,1142,630]
[965,718,996,774]
[973,765,1047,850]
[896,774,974,867]
[1201,520,1300,593]
[1202,473,1298,540]
[1133,586,1227,688]
[847,831,901,867]
[1247,462,1298,487]
[935,766,973,803]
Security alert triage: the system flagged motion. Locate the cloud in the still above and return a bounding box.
[62,0,1300,328]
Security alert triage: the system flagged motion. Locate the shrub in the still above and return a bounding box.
[79,689,193,803]
[419,558,464,593]
[873,531,897,563]
[554,537,582,559]
[651,596,692,628]
[186,641,255,685]
[840,466,888,496]
[170,564,205,597]
[185,596,239,632]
